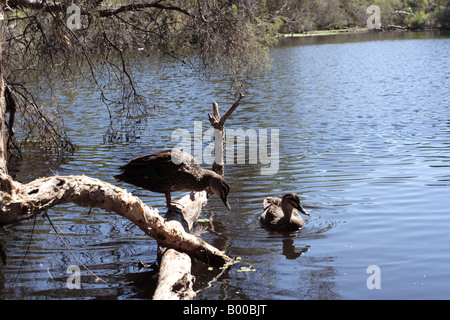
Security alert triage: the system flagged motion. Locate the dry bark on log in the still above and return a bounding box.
[163,191,208,232]
[0,173,231,267]
[153,248,196,300]
[153,191,207,300]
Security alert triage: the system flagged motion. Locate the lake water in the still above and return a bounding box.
[1,31,449,300]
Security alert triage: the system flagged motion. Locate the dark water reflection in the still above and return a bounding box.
[1,31,450,299]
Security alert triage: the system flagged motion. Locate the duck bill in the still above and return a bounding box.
[297,205,309,216]
[222,197,231,211]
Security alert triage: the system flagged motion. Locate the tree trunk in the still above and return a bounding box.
[0,39,7,177]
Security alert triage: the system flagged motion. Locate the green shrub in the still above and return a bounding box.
[405,10,430,28]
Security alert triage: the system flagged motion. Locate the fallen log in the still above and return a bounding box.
[385,25,408,30]
[0,173,231,267]
[153,247,196,300]
[153,191,207,300]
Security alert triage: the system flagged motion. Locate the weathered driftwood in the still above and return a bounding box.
[208,92,245,176]
[153,247,196,300]
[0,173,231,267]
[163,191,208,232]
[153,191,207,300]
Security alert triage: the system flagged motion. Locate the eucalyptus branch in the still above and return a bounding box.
[97,1,191,18]
[9,0,191,17]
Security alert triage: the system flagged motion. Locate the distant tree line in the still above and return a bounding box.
[263,0,450,32]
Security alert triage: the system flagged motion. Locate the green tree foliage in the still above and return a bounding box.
[262,0,449,32]
[433,0,450,28]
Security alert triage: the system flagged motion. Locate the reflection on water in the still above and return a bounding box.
[1,31,450,299]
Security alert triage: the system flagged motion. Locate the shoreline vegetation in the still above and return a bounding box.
[276,25,448,39]
[278,27,371,38]
[269,0,450,37]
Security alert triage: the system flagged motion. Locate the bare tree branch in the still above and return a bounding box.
[97,1,191,17]
[208,92,245,176]
[9,0,191,17]
[9,0,63,13]
[0,77,7,175]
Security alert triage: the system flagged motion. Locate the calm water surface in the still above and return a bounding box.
[1,31,449,300]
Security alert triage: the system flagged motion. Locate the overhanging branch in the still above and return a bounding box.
[9,0,63,13]
[8,0,191,17]
[97,1,190,17]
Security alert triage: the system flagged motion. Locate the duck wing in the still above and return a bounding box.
[263,196,281,208]
[117,150,201,179]
[115,150,206,194]
[117,151,170,178]
[261,197,283,226]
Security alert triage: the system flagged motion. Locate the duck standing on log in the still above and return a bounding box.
[260,193,309,231]
[115,149,231,211]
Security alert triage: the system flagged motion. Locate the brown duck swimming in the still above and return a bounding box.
[115,149,231,210]
[260,193,309,231]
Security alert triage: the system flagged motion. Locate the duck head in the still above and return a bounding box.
[282,193,309,216]
[209,174,231,210]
